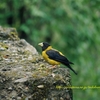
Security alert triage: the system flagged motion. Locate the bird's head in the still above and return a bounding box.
[38,42,51,51]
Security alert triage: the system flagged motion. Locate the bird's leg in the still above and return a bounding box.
[50,65,57,69]
[46,65,57,74]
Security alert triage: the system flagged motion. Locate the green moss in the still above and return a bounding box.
[0,42,8,50]
[9,32,19,40]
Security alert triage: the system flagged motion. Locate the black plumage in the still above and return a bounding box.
[46,50,77,75]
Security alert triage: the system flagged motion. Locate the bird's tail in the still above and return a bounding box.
[63,62,77,75]
[67,64,77,75]
[69,61,74,65]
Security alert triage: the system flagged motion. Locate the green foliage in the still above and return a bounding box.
[0,0,100,99]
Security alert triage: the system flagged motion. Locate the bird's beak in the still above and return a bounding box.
[38,42,43,47]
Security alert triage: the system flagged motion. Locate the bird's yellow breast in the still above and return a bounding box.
[42,50,60,65]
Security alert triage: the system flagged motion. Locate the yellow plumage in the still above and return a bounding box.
[42,46,60,65]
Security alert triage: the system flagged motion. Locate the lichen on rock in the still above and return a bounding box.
[0,26,73,100]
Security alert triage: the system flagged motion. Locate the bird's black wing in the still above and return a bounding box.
[46,49,73,65]
[46,49,77,75]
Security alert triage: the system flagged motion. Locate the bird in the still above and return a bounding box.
[38,42,77,75]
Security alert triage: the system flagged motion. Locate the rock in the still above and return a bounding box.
[18,39,38,55]
[14,77,28,83]
[0,26,73,100]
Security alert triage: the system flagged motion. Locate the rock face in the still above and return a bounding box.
[0,26,73,100]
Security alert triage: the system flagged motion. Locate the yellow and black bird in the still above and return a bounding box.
[38,42,77,75]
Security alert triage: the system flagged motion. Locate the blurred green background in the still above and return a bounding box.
[0,0,100,99]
